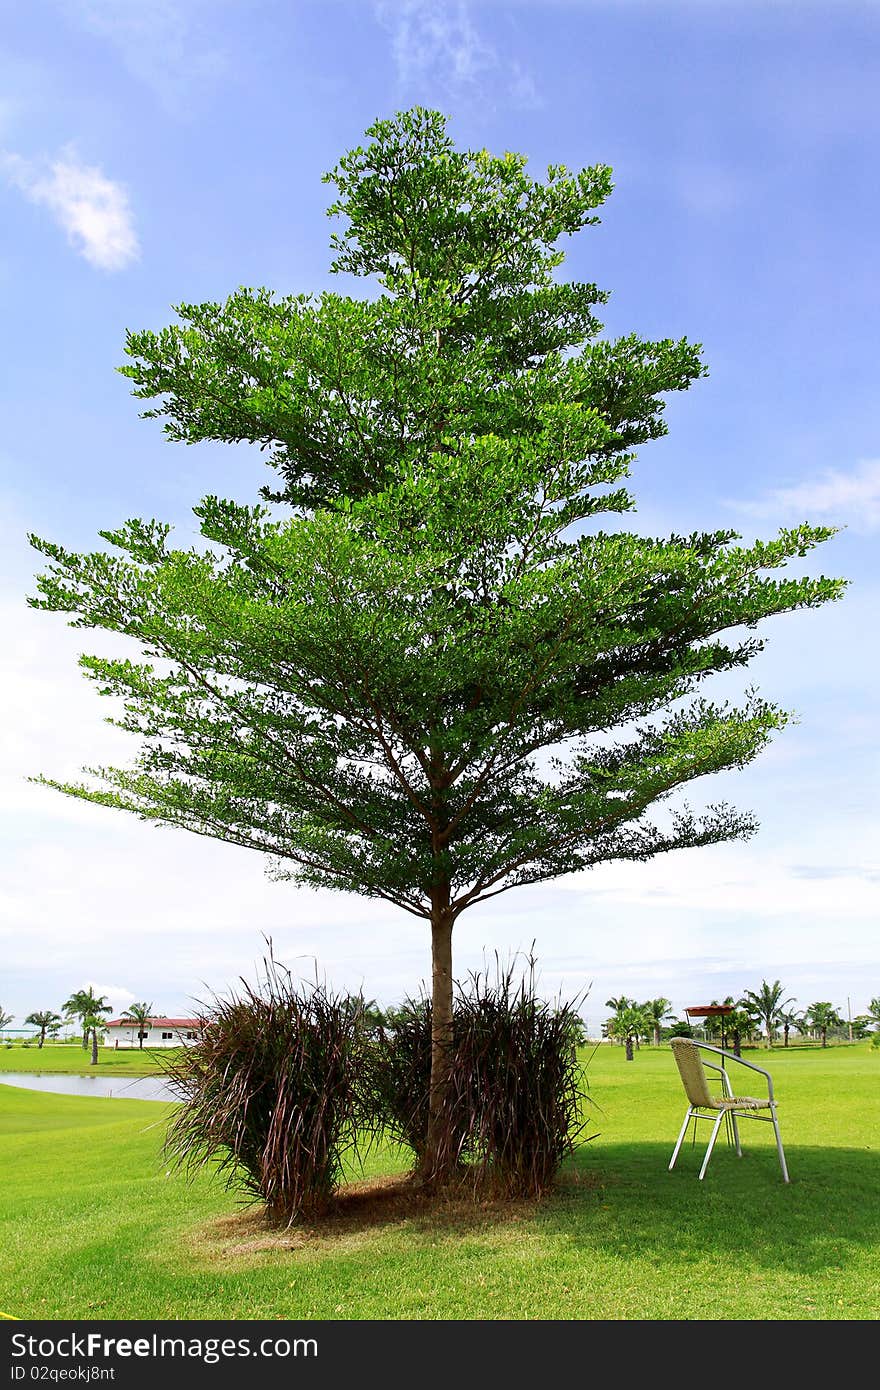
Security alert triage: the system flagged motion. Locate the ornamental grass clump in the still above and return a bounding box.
[365,996,470,1173]
[458,957,591,1197]
[366,957,591,1196]
[162,956,368,1226]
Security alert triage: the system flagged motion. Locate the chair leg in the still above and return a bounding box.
[669,1108,694,1171]
[730,1110,742,1157]
[770,1105,790,1183]
[698,1111,726,1180]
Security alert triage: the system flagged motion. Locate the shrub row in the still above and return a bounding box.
[163,954,590,1225]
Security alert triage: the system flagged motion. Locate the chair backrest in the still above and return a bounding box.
[670,1037,714,1107]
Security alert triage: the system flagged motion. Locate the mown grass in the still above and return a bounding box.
[1,1041,877,1320]
[0,1044,168,1075]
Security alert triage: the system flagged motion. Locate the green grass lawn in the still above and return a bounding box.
[1,1041,877,1320]
[0,1044,168,1075]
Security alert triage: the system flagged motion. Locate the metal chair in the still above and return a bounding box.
[668,1037,790,1182]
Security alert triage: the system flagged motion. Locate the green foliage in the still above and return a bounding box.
[667,1020,694,1039]
[30,109,845,929]
[63,989,111,1048]
[23,1010,63,1048]
[804,1001,844,1046]
[740,980,795,1045]
[162,955,370,1225]
[644,997,674,1045]
[604,996,656,1052]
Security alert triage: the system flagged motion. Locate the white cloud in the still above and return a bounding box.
[556,837,880,921]
[59,0,228,110]
[3,147,139,271]
[377,0,494,85]
[375,0,539,105]
[85,982,137,1014]
[730,459,880,532]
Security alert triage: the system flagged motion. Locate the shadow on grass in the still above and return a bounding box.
[545,1141,880,1274]
[188,1137,880,1277]
[191,1169,605,1259]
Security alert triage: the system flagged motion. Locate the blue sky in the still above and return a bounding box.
[1,0,878,1034]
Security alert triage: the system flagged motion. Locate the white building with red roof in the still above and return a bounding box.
[104,1015,202,1049]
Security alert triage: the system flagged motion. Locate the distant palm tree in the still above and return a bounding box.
[82,1014,107,1065]
[644,997,674,1047]
[805,1001,843,1048]
[122,1001,154,1049]
[867,997,880,1031]
[24,1010,62,1048]
[0,1007,13,1034]
[604,996,635,1044]
[63,989,112,1048]
[604,995,635,1012]
[739,980,794,1048]
[616,1004,651,1061]
[707,999,753,1056]
[777,1007,804,1049]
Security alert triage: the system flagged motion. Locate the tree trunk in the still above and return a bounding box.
[821,1027,827,1048]
[90,1028,98,1065]
[421,897,455,1184]
[82,1028,88,1049]
[783,1025,789,1047]
[625,1035,634,1062]
[653,1025,660,1047]
[138,1031,144,1049]
[38,1032,45,1049]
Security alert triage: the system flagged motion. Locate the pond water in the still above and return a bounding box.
[0,1072,176,1102]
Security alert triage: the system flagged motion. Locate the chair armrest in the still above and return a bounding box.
[701,1057,735,1098]
[696,1042,776,1101]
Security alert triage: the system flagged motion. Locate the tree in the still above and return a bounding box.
[604,996,635,1014]
[644,997,674,1047]
[739,980,795,1049]
[867,997,880,1031]
[63,990,111,1049]
[603,996,635,1045]
[0,1007,13,1036]
[614,1003,651,1062]
[667,1020,693,1039]
[82,1014,106,1066]
[700,998,753,1055]
[777,1006,804,1049]
[24,1010,62,1048]
[122,1001,154,1049]
[805,1001,842,1048]
[29,109,845,1185]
